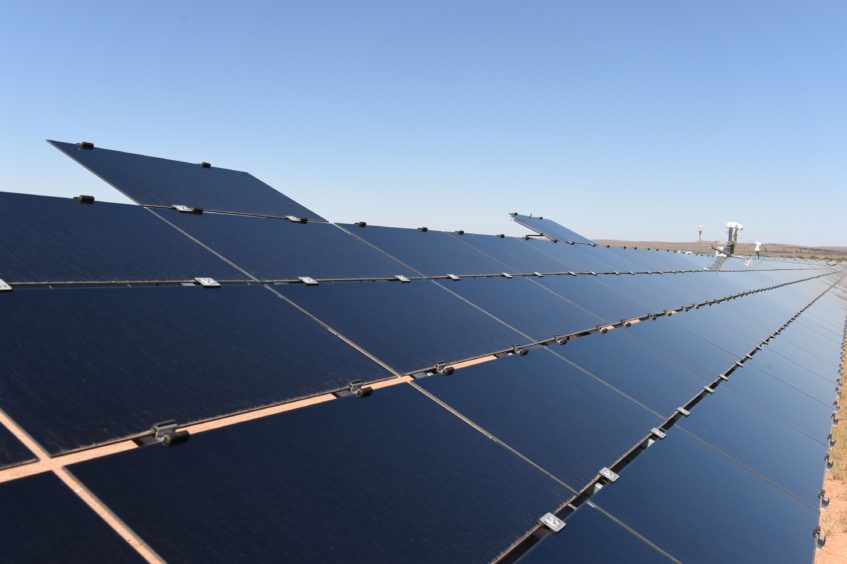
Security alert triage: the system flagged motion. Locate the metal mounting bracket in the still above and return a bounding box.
[446,274,461,281]
[194,277,221,288]
[298,276,319,286]
[599,467,619,483]
[538,512,565,533]
[149,420,189,447]
[394,275,411,283]
[0,279,11,292]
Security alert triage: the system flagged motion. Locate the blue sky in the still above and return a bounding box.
[1,1,844,245]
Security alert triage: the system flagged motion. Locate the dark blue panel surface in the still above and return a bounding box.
[511,214,594,245]
[593,430,819,563]
[679,391,827,507]
[437,277,601,340]
[765,338,839,382]
[519,504,672,563]
[162,210,412,280]
[0,192,242,282]
[418,351,661,489]
[342,224,511,275]
[0,426,34,470]
[725,363,833,442]
[559,329,708,414]
[624,317,739,379]
[453,233,573,273]
[0,285,389,454]
[50,140,323,219]
[666,310,763,358]
[538,275,650,323]
[0,473,141,563]
[751,349,838,404]
[72,385,570,564]
[277,281,527,373]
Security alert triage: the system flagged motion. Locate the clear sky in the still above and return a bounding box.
[1,1,844,245]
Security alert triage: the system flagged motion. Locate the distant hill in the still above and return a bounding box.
[595,239,847,261]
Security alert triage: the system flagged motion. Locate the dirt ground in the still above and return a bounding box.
[817,356,847,563]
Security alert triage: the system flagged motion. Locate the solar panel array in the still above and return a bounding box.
[0,140,845,563]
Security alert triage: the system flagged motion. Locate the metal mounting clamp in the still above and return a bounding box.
[651,428,667,440]
[538,512,566,533]
[434,362,454,376]
[501,272,513,279]
[150,420,190,447]
[298,276,319,286]
[0,279,11,292]
[394,275,411,283]
[172,204,203,214]
[194,277,221,288]
[676,407,691,417]
[346,380,373,398]
[446,274,461,281]
[285,215,308,224]
[599,467,619,483]
[533,272,544,277]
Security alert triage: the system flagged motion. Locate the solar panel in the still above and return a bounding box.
[158,209,413,280]
[519,504,672,563]
[723,363,834,441]
[340,224,513,275]
[417,351,662,489]
[0,191,243,283]
[558,328,709,414]
[0,473,143,562]
[0,426,34,470]
[623,318,740,379]
[764,337,839,382]
[0,285,390,454]
[453,233,574,273]
[537,275,653,322]
[71,384,571,563]
[591,430,819,563]
[276,280,528,374]
[434,277,601,340]
[49,140,324,219]
[1,142,844,562]
[511,213,594,245]
[678,390,828,507]
[750,348,838,404]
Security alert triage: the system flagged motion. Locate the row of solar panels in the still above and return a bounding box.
[0,190,836,458]
[1,275,843,563]
[0,190,812,287]
[0,141,843,563]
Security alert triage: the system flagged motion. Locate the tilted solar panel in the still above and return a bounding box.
[511,213,594,245]
[49,140,324,219]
